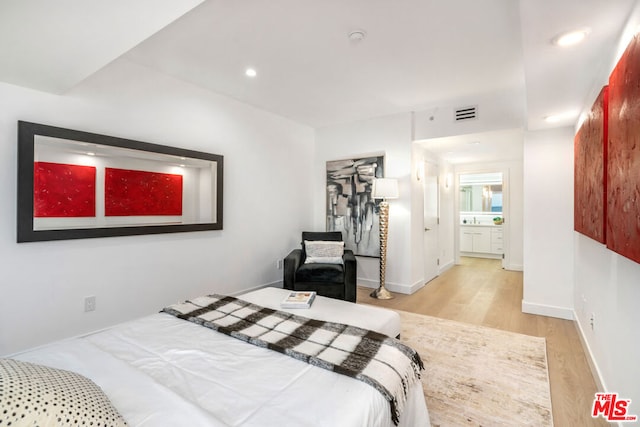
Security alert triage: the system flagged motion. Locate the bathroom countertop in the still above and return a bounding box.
[460,223,502,227]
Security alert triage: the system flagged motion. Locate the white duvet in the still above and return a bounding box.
[13,313,430,427]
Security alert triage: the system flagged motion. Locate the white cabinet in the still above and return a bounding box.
[460,226,503,255]
[490,227,503,254]
[460,226,491,253]
[473,228,492,253]
[460,229,474,252]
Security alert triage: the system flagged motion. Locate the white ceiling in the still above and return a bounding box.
[1,0,637,162]
[0,0,205,94]
[421,129,524,165]
[124,0,526,129]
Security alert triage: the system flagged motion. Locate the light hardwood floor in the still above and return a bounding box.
[357,257,606,427]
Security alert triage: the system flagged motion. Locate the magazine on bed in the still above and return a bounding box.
[281,291,316,308]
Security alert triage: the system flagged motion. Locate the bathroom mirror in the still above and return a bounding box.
[18,121,223,242]
[459,172,502,213]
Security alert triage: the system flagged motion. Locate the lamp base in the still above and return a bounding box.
[370,286,394,300]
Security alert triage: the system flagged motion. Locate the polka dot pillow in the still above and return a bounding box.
[0,358,128,426]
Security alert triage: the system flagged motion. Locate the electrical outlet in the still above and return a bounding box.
[277,259,283,270]
[590,312,595,330]
[84,296,96,312]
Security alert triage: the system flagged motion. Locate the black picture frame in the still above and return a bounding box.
[17,121,223,242]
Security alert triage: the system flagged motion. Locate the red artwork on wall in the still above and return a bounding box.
[105,168,183,216]
[607,33,640,264]
[34,162,96,217]
[574,86,608,244]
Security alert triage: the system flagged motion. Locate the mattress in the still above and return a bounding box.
[11,292,430,427]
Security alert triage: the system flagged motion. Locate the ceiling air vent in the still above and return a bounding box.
[454,105,478,122]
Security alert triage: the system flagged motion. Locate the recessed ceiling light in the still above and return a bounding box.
[86,152,95,156]
[544,110,578,123]
[245,68,257,78]
[552,28,590,47]
[348,29,366,42]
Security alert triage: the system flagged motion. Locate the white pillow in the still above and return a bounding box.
[304,240,344,264]
[305,256,344,264]
[0,358,128,427]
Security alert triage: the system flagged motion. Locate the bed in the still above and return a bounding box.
[3,288,430,427]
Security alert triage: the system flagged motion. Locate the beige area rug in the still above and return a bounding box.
[397,311,553,427]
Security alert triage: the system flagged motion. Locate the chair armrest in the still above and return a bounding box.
[343,250,357,302]
[283,249,303,290]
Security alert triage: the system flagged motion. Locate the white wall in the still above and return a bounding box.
[0,58,315,355]
[522,127,574,320]
[572,4,640,407]
[413,86,526,141]
[314,114,423,294]
[574,236,640,404]
[437,160,456,272]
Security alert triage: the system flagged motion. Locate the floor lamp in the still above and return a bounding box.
[370,178,399,300]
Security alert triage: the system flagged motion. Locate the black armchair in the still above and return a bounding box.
[283,231,357,302]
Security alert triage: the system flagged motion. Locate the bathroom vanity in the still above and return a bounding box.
[460,224,503,258]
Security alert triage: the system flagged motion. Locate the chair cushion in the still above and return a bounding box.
[295,263,344,283]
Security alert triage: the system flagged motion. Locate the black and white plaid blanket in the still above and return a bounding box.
[161,294,423,425]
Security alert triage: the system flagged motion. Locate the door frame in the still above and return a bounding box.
[454,167,510,268]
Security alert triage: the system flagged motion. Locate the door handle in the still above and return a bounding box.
[425,228,431,231]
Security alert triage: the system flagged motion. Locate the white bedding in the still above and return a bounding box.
[12,300,430,427]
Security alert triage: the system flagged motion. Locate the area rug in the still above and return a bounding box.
[397,310,553,427]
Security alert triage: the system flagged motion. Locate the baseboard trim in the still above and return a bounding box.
[357,278,421,295]
[521,300,574,320]
[231,281,281,296]
[357,278,378,289]
[507,263,524,271]
[407,279,426,294]
[439,260,455,275]
[460,251,502,260]
[573,311,606,393]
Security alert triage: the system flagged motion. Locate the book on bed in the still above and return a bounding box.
[281,291,316,308]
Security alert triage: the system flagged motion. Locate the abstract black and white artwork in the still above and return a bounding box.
[326,155,384,257]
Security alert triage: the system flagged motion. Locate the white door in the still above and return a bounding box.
[423,161,439,284]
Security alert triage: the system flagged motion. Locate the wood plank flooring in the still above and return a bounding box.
[357,257,605,427]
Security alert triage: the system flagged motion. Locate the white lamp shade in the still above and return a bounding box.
[372,178,399,199]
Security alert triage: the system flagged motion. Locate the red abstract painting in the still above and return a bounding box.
[34,162,96,217]
[607,34,640,264]
[574,86,608,244]
[105,168,183,216]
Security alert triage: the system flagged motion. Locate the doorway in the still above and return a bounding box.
[456,170,509,269]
